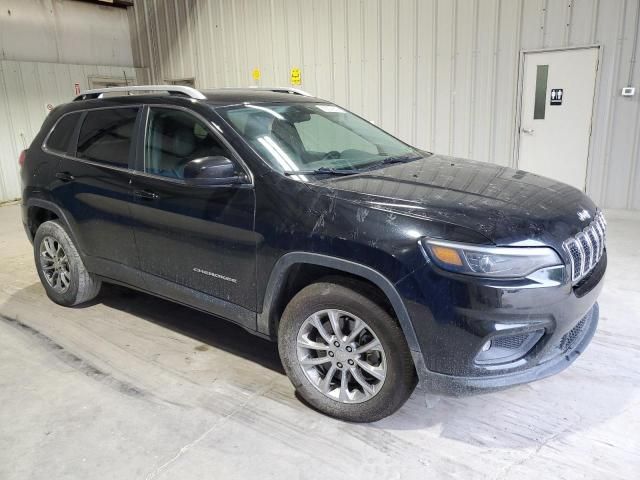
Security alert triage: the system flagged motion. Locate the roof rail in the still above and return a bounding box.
[73,85,207,101]
[247,86,313,97]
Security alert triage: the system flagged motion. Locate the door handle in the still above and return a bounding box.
[521,128,535,135]
[55,171,75,182]
[134,189,159,200]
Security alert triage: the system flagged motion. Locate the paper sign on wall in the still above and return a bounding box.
[252,68,261,81]
[290,68,301,86]
[73,82,81,96]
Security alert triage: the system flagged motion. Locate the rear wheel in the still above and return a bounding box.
[34,220,101,306]
[278,281,416,422]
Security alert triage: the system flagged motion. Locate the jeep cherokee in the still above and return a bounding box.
[20,85,606,422]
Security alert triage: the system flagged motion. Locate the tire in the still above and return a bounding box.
[33,220,101,306]
[278,280,417,422]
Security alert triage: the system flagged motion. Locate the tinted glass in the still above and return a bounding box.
[46,113,81,153]
[218,103,418,173]
[295,113,378,155]
[145,108,229,179]
[77,108,138,167]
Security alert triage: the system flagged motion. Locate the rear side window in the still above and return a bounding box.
[46,113,81,153]
[76,108,139,167]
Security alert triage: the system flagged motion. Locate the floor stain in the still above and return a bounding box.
[0,313,146,399]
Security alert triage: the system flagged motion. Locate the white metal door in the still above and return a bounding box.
[518,48,599,190]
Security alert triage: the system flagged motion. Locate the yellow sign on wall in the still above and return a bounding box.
[290,68,301,86]
[252,68,261,81]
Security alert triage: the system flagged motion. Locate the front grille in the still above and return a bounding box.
[540,305,597,363]
[563,212,607,283]
[560,316,587,352]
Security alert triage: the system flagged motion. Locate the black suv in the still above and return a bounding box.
[20,85,606,422]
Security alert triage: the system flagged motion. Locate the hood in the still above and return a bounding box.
[306,155,598,250]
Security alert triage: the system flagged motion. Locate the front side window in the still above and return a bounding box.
[218,102,420,173]
[145,108,229,179]
[76,108,138,167]
[46,112,82,153]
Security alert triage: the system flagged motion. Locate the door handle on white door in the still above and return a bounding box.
[521,128,535,135]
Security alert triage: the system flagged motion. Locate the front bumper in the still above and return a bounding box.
[396,251,606,395]
[417,303,598,395]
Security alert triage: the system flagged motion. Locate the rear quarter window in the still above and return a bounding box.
[76,108,139,167]
[45,112,81,153]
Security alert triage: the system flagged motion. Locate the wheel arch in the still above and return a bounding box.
[257,252,421,353]
[26,199,84,255]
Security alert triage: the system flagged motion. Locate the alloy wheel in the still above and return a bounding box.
[40,236,71,293]
[296,309,387,403]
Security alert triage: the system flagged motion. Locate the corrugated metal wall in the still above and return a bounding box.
[0,0,150,202]
[129,0,640,209]
[0,61,148,201]
[1,0,134,67]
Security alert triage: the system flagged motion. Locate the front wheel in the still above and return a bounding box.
[278,281,417,422]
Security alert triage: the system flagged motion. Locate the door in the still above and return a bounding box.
[53,107,140,268]
[129,106,258,317]
[518,48,599,190]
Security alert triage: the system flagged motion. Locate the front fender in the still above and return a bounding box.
[257,252,422,354]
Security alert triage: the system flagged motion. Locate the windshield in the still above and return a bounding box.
[217,102,421,173]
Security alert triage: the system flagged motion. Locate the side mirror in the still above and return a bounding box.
[183,156,245,185]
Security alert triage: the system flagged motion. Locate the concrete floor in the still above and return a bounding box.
[0,203,638,480]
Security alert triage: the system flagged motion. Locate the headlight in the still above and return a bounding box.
[420,239,563,278]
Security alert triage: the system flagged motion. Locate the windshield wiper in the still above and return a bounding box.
[380,154,423,165]
[283,167,360,176]
[359,154,424,172]
[282,154,423,177]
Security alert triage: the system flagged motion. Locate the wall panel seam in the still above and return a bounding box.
[468,0,479,158]
[449,0,458,154]
[489,0,502,163]
[599,1,627,205]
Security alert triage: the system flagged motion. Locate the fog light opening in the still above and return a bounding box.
[475,330,544,365]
